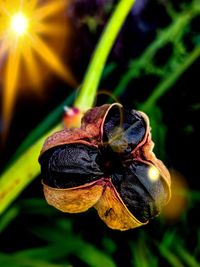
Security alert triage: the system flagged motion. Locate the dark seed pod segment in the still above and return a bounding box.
[39,103,171,231]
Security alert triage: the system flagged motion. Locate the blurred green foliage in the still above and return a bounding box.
[0,0,200,266]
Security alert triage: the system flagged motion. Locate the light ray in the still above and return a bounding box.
[22,44,42,88]
[0,37,10,56]
[28,0,38,9]
[34,1,66,20]
[35,23,66,36]
[0,0,76,134]
[3,45,21,131]
[29,34,76,85]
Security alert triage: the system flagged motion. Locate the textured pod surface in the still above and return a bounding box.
[39,103,171,231]
[43,179,105,213]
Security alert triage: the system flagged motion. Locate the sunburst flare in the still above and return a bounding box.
[11,12,28,36]
[0,0,76,134]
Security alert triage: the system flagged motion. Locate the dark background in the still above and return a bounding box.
[0,0,200,266]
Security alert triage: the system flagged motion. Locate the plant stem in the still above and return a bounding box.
[0,0,136,214]
[141,45,200,111]
[75,0,136,111]
[0,125,62,214]
[113,11,193,98]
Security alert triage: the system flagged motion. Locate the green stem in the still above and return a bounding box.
[75,0,136,111]
[113,11,193,98]
[141,45,200,111]
[0,0,136,214]
[0,125,62,214]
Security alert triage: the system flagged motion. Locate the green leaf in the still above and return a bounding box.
[176,245,200,267]
[30,221,116,267]
[158,245,184,267]
[0,206,19,232]
[130,241,155,267]
[0,252,69,267]
[78,243,116,267]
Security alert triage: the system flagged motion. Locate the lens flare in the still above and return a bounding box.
[0,0,76,135]
[11,12,28,36]
[161,169,188,221]
[148,166,160,182]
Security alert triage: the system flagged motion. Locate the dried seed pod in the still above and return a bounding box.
[39,103,171,231]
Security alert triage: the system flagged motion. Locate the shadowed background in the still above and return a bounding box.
[0,0,200,266]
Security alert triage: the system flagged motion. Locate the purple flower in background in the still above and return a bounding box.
[132,0,149,15]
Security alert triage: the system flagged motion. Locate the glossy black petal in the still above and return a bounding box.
[39,144,103,188]
[103,105,121,142]
[111,161,168,222]
[122,109,146,149]
[103,107,146,154]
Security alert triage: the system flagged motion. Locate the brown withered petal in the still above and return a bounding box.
[39,103,171,231]
[94,178,147,231]
[43,179,105,213]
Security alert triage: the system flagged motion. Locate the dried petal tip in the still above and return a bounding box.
[39,103,171,231]
[63,107,83,128]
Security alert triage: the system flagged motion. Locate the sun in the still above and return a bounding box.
[0,0,76,134]
[11,12,28,36]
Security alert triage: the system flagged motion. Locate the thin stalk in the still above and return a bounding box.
[75,0,136,111]
[141,45,200,111]
[0,125,62,214]
[113,9,196,98]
